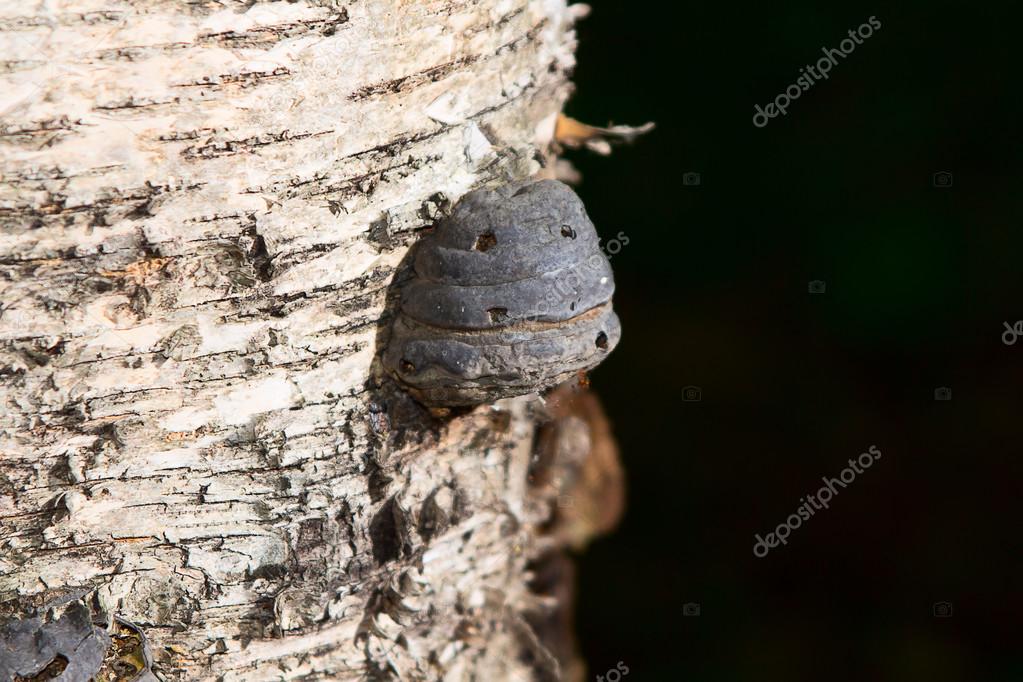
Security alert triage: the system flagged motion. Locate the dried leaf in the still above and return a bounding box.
[554,114,655,155]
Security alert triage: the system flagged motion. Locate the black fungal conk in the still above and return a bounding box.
[384,179,621,406]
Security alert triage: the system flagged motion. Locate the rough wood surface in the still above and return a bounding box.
[0,1,622,680]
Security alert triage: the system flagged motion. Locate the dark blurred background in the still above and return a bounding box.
[565,2,1023,680]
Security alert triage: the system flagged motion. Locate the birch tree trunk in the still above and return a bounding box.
[0,1,622,680]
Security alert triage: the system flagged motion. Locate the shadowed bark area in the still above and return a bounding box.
[0,1,621,680]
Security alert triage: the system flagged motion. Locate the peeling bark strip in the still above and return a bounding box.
[0,1,617,681]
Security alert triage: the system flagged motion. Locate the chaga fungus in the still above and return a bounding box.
[384,179,621,406]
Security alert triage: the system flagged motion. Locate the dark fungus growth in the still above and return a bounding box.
[0,601,110,682]
[383,179,621,406]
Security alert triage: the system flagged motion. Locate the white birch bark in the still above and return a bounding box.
[0,1,616,680]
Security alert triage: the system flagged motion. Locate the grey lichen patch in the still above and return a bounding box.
[157,325,202,362]
[383,180,621,406]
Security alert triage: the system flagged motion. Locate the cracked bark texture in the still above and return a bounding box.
[0,1,619,680]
